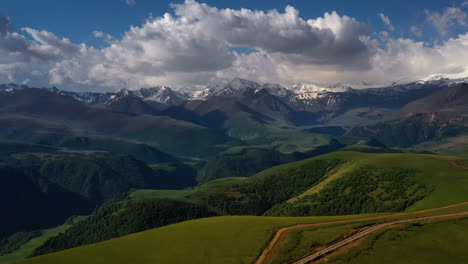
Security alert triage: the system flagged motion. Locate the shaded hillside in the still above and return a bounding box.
[347,112,466,147]
[403,83,468,114]
[161,98,273,130]
[265,166,429,216]
[104,96,160,115]
[0,142,196,239]
[0,89,239,157]
[188,159,341,215]
[197,139,344,183]
[0,115,181,164]
[188,151,468,217]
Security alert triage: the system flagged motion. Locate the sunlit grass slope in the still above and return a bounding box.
[18,214,376,264]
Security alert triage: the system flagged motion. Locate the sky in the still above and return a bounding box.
[1,0,468,91]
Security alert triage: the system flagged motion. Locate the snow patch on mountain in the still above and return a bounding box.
[418,67,468,85]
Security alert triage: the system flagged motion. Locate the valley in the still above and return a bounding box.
[1,76,468,264]
[3,1,468,263]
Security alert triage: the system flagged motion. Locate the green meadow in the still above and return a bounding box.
[327,217,468,264]
[15,151,468,264]
[17,214,376,264]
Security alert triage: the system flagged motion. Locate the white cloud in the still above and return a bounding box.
[379,13,395,31]
[1,1,468,91]
[125,0,136,7]
[171,2,375,69]
[410,26,424,37]
[93,30,113,40]
[426,7,467,36]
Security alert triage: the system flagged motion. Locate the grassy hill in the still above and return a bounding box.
[198,139,344,183]
[267,151,468,215]
[15,214,374,264]
[33,198,217,256]
[16,202,468,264]
[188,151,468,216]
[7,151,468,264]
[0,114,180,164]
[322,217,468,264]
[0,89,240,157]
[348,112,467,148]
[0,141,197,239]
[402,83,468,114]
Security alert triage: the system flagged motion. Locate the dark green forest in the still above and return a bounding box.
[265,166,431,216]
[33,198,217,256]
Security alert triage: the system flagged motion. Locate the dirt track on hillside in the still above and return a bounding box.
[290,211,468,264]
[450,160,468,169]
[254,201,468,264]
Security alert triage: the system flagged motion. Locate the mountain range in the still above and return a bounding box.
[1,74,468,263]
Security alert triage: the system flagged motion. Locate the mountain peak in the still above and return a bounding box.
[226,78,260,89]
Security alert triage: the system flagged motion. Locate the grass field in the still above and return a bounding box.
[0,216,86,264]
[326,217,468,264]
[128,177,249,200]
[260,202,468,264]
[416,135,468,158]
[17,202,468,264]
[268,222,366,264]
[16,151,468,264]
[457,160,468,167]
[17,214,379,264]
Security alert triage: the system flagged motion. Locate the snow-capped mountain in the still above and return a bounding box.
[256,83,292,97]
[2,73,467,114]
[69,87,190,106]
[290,83,353,100]
[186,78,291,100]
[204,78,261,98]
[190,89,212,100]
[51,89,113,104]
[129,87,189,105]
[0,83,29,92]
[417,68,468,85]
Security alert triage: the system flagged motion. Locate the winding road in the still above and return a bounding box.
[450,160,468,170]
[254,160,468,264]
[290,211,468,264]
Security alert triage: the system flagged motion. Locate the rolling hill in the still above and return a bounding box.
[16,202,468,264]
[0,89,240,157]
[348,83,468,151]
[402,83,468,114]
[348,112,467,147]
[32,198,217,256]
[0,141,198,239]
[188,151,468,217]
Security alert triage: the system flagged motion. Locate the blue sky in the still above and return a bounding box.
[2,0,466,48]
[0,0,468,91]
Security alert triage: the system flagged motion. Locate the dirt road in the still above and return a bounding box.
[450,160,468,170]
[254,201,468,264]
[290,211,468,264]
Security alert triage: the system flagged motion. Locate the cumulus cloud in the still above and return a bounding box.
[426,7,467,36]
[172,1,375,69]
[1,1,468,91]
[0,28,82,64]
[379,13,395,31]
